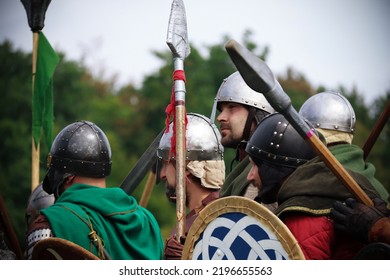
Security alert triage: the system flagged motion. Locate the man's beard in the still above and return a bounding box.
[221,135,242,149]
[220,124,243,148]
[165,185,176,204]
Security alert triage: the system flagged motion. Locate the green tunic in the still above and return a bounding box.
[219,156,251,197]
[42,183,164,260]
[329,144,388,200]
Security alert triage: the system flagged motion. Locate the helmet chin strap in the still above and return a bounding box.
[242,107,257,143]
[43,169,73,199]
[230,107,257,171]
[54,174,73,199]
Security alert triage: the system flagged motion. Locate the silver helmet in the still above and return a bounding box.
[25,183,55,226]
[157,113,225,190]
[299,91,356,134]
[157,113,224,161]
[215,71,275,114]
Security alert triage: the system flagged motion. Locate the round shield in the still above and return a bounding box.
[182,196,305,260]
[31,238,100,260]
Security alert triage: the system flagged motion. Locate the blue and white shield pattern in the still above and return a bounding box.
[192,212,289,260]
[182,196,305,260]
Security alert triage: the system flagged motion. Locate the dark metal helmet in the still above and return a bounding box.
[245,113,317,168]
[42,121,112,195]
[299,91,356,134]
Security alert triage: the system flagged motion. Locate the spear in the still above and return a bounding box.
[21,0,58,192]
[166,0,191,240]
[363,99,390,160]
[225,39,373,206]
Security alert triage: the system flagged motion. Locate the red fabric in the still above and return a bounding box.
[282,213,365,260]
[164,70,188,158]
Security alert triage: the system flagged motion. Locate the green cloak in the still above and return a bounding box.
[42,184,164,260]
[329,143,388,200]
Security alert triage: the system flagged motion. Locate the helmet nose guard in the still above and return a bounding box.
[157,113,224,161]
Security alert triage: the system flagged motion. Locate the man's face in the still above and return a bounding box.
[159,160,177,203]
[247,157,261,189]
[217,102,249,148]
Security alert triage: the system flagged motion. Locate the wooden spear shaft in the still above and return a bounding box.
[31,32,40,192]
[363,99,390,160]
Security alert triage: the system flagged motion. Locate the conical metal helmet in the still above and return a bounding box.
[215,71,275,114]
[157,113,224,161]
[299,91,356,134]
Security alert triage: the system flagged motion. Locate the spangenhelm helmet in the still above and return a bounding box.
[299,91,356,134]
[157,113,224,161]
[157,113,225,191]
[246,113,317,169]
[42,121,112,195]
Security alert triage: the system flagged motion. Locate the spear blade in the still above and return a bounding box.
[166,0,191,60]
[21,0,52,32]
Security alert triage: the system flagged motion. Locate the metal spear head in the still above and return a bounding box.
[225,39,310,139]
[166,0,191,59]
[224,39,292,115]
[21,0,52,32]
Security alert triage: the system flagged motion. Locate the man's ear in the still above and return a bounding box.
[65,175,76,185]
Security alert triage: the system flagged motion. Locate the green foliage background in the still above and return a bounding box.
[0,31,389,256]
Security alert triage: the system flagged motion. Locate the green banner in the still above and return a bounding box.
[32,32,59,149]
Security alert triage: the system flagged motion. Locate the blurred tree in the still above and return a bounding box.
[0,30,388,256]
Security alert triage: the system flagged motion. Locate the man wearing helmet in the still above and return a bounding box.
[25,121,164,260]
[214,71,275,199]
[299,91,388,200]
[157,113,225,260]
[246,113,381,259]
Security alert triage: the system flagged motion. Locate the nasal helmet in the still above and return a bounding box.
[215,71,275,115]
[157,113,225,190]
[158,113,224,161]
[42,121,112,195]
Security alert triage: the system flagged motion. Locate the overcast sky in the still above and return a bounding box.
[1,0,389,105]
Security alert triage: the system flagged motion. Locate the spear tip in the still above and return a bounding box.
[21,0,52,32]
